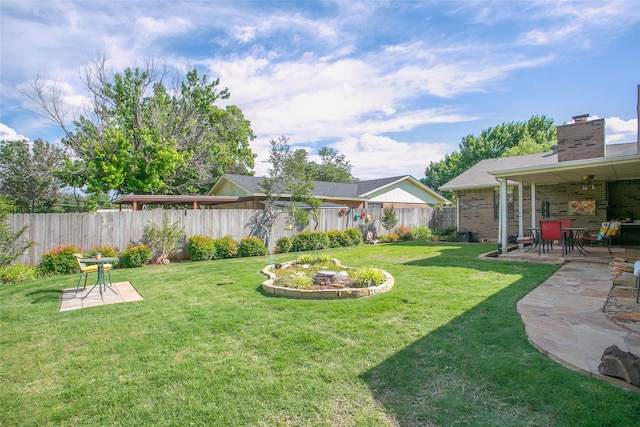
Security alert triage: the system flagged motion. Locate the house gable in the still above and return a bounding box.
[366,178,447,204]
[209,174,448,206]
[209,175,261,197]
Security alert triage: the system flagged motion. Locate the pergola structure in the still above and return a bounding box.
[113,195,253,211]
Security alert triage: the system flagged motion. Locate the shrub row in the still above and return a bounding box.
[275,228,363,253]
[186,235,268,261]
[36,244,153,277]
[4,224,446,284]
[377,225,456,243]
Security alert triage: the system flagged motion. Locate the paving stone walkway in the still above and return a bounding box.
[517,262,640,391]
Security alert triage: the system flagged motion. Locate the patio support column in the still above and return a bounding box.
[530,182,536,228]
[518,180,524,239]
[499,178,508,253]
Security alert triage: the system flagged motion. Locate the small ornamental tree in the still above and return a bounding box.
[380,208,398,236]
[0,207,35,266]
[142,213,184,264]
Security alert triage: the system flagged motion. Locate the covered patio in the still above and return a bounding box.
[494,241,640,265]
[492,150,640,254]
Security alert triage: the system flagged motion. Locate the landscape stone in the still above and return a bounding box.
[597,345,640,386]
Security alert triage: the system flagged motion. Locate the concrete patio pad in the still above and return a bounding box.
[59,281,143,312]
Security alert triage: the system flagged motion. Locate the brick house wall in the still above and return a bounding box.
[608,179,640,221]
[457,182,612,242]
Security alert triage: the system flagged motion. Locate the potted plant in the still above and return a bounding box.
[432,229,441,242]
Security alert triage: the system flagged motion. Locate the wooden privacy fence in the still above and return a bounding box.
[9,207,455,265]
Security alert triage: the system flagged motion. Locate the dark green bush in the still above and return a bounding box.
[89,245,119,258]
[238,236,268,257]
[378,234,398,243]
[120,244,152,268]
[38,244,83,275]
[293,231,329,252]
[276,236,293,253]
[345,228,362,245]
[327,230,351,248]
[215,235,238,259]
[278,228,362,252]
[88,245,120,267]
[411,226,431,239]
[186,235,217,261]
[441,226,457,235]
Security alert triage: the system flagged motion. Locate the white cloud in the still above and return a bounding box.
[250,132,451,181]
[606,117,638,144]
[520,25,581,46]
[233,25,257,43]
[0,123,29,141]
[136,16,190,34]
[334,134,451,179]
[518,1,640,48]
[2,1,639,184]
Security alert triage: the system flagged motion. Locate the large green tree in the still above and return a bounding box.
[28,57,256,196]
[422,115,556,199]
[0,139,67,213]
[307,146,357,183]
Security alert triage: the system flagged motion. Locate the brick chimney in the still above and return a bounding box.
[556,114,605,162]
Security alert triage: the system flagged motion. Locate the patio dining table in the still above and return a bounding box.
[529,226,588,256]
[81,256,119,299]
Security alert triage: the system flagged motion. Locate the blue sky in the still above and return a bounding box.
[1,1,639,180]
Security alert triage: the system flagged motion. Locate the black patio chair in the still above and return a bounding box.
[581,221,621,257]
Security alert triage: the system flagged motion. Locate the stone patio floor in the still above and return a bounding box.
[59,281,143,311]
[493,244,640,391]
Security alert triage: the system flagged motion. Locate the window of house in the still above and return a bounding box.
[494,189,514,220]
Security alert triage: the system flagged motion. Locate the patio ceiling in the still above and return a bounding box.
[489,153,640,185]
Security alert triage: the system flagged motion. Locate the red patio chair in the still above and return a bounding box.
[539,220,564,256]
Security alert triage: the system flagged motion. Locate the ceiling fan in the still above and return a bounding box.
[580,175,598,190]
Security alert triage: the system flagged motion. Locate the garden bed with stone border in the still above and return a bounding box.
[261,259,394,299]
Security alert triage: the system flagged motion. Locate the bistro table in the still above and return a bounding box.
[81,256,119,300]
[562,227,588,256]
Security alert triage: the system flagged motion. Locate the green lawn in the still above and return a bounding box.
[2,242,639,426]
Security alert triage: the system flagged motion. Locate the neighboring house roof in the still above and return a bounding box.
[113,194,253,209]
[440,142,640,192]
[209,174,450,205]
